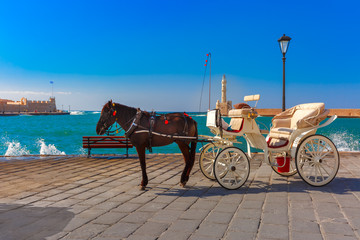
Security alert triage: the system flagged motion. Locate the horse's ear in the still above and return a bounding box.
[106,100,112,108]
[111,100,116,107]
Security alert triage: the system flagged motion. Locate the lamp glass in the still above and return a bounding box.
[280,41,290,54]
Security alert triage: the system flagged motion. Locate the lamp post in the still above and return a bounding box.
[278,34,291,112]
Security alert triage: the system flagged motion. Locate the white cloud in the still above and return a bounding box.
[0,91,72,96]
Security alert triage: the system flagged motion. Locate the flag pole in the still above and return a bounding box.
[50,81,54,98]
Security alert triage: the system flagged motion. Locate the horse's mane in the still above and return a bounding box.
[103,100,137,119]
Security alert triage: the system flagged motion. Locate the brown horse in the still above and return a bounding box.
[96,101,198,190]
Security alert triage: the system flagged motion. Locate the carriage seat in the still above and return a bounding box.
[267,103,329,148]
[206,110,243,134]
[228,108,252,117]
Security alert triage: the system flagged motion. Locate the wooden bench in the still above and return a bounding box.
[82,136,133,157]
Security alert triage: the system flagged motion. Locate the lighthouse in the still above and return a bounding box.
[222,75,227,103]
[216,74,232,116]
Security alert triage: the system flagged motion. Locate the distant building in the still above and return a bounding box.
[215,74,232,116]
[0,97,57,113]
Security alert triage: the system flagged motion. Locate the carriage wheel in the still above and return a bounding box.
[295,135,340,187]
[199,143,225,180]
[213,147,250,190]
[270,154,297,177]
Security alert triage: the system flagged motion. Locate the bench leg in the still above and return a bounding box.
[88,148,91,158]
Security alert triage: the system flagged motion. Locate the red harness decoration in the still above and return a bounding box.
[165,120,169,124]
[184,112,192,119]
[113,110,117,116]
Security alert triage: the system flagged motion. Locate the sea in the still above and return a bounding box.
[0,111,359,157]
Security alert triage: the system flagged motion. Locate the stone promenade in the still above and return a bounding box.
[0,152,359,240]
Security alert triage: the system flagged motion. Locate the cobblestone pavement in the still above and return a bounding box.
[0,152,359,240]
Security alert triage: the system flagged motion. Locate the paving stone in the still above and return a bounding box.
[257,223,289,240]
[92,211,127,225]
[224,231,256,240]
[204,211,234,224]
[321,222,356,236]
[228,218,260,233]
[290,207,317,221]
[235,208,262,219]
[291,231,323,240]
[290,218,321,233]
[76,208,108,220]
[180,208,210,220]
[138,201,168,212]
[133,221,170,237]
[342,208,360,219]
[152,195,178,204]
[129,195,156,204]
[213,201,239,213]
[325,234,359,240]
[213,192,244,203]
[158,230,191,240]
[194,222,228,238]
[150,209,184,223]
[64,223,108,239]
[112,202,142,213]
[69,205,91,214]
[77,196,107,206]
[127,234,158,240]
[121,211,154,224]
[263,202,288,214]
[262,211,289,225]
[63,217,91,232]
[71,191,100,200]
[167,219,202,233]
[34,231,68,240]
[240,200,264,209]
[165,199,194,211]
[100,222,141,238]
[188,234,221,240]
[191,199,218,210]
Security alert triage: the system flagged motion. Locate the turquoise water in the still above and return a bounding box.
[0,111,359,156]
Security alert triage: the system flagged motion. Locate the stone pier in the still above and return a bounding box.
[0,153,359,239]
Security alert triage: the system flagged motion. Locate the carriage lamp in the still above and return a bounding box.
[278,34,292,112]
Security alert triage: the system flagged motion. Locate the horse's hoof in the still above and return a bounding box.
[139,185,146,191]
[180,181,187,188]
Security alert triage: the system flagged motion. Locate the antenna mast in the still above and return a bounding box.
[199,52,212,112]
[208,53,211,110]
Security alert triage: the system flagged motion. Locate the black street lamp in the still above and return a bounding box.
[278,34,291,112]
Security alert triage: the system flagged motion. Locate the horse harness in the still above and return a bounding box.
[124,109,194,152]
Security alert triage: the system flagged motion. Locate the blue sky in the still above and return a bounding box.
[0,0,359,111]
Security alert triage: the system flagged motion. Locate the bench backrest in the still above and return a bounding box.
[244,94,260,108]
[82,136,133,148]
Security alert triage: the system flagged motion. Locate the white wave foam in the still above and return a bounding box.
[4,141,30,156]
[70,111,84,115]
[78,147,87,156]
[330,132,360,152]
[92,111,100,114]
[38,139,66,155]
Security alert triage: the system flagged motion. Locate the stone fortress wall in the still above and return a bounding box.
[0,97,57,113]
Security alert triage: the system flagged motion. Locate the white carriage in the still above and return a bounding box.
[199,94,340,190]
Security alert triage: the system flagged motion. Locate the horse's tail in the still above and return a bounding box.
[190,120,198,161]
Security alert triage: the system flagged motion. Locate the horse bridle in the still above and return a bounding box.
[105,104,142,137]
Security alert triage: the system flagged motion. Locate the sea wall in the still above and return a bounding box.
[0,98,56,113]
